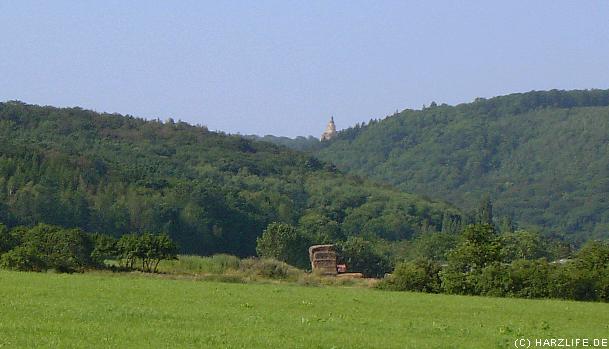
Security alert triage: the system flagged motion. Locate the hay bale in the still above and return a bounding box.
[308,244,337,275]
[336,272,364,279]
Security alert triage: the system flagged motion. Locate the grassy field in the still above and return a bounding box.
[0,270,608,348]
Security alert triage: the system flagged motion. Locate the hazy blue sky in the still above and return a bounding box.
[1,1,608,137]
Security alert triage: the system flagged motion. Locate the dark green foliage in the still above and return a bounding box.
[314,89,609,239]
[0,224,178,274]
[116,234,140,269]
[379,224,609,302]
[140,233,178,273]
[454,224,501,267]
[441,212,463,235]
[574,240,609,271]
[255,222,310,269]
[116,233,177,272]
[0,224,17,254]
[474,259,552,298]
[336,237,392,278]
[408,231,458,262]
[297,212,342,244]
[0,224,95,272]
[377,258,442,293]
[499,230,547,262]
[477,195,493,226]
[0,245,46,272]
[90,233,119,265]
[441,224,501,294]
[0,101,456,258]
[505,259,551,299]
[244,135,320,151]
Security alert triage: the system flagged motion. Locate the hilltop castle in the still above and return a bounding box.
[320,116,337,141]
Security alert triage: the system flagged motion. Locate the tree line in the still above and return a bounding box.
[0,223,177,273]
[379,223,609,302]
[255,197,572,279]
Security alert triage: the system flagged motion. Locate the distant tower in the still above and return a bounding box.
[320,116,337,141]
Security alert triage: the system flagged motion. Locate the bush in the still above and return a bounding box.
[473,262,511,297]
[0,224,17,254]
[507,259,550,298]
[256,222,310,269]
[0,245,46,272]
[90,233,118,266]
[116,233,178,272]
[377,259,441,292]
[595,268,609,302]
[2,224,96,272]
[441,224,501,295]
[336,237,392,278]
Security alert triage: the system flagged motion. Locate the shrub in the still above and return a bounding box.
[378,258,441,293]
[507,259,550,298]
[595,268,609,302]
[441,224,501,295]
[336,237,392,278]
[116,233,177,272]
[4,224,96,272]
[0,245,46,272]
[90,233,118,266]
[256,222,310,269]
[474,262,511,297]
[0,224,17,255]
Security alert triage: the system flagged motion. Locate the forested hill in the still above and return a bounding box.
[0,101,457,256]
[313,89,609,239]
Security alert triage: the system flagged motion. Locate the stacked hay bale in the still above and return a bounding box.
[308,244,337,275]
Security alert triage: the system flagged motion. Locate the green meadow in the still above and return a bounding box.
[0,271,608,348]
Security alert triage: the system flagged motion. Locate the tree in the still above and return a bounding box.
[90,233,118,266]
[500,230,545,262]
[378,258,442,292]
[116,234,139,269]
[256,223,309,268]
[146,233,178,273]
[574,240,609,272]
[297,212,342,244]
[336,237,392,278]
[116,233,177,272]
[498,215,515,234]
[441,224,501,294]
[441,213,462,235]
[0,224,17,254]
[477,195,493,226]
[410,231,458,262]
[0,245,46,271]
[0,224,95,272]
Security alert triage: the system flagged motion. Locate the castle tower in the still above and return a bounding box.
[320,116,337,141]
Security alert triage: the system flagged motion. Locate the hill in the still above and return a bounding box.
[0,101,456,257]
[313,89,609,239]
[1,270,608,348]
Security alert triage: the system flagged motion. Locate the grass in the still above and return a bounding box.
[1,270,608,348]
[154,255,374,287]
[156,254,242,275]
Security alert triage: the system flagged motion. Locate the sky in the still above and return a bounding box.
[1,1,608,137]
